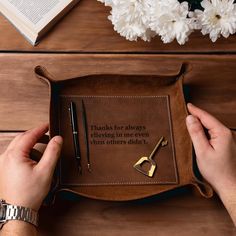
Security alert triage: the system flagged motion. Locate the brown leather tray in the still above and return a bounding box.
[35,64,213,201]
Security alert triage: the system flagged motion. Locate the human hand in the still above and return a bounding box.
[186,103,236,225]
[0,124,63,211]
[186,103,236,194]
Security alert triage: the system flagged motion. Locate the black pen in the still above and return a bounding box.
[81,99,91,172]
[69,101,82,174]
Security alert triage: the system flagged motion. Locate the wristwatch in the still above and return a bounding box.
[0,199,38,229]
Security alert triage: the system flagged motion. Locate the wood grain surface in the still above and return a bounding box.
[1,0,236,52]
[0,53,235,131]
[39,194,236,236]
[1,0,236,234]
[0,134,236,236]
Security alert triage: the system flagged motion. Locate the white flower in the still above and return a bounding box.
[192,0,236,42]
[149,0,194,45]
[97,0,113,7]
[98,0,236,44]
[104,0,156,41]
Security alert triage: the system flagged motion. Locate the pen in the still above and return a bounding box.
[81,99,91,172]
[69,101,82,174]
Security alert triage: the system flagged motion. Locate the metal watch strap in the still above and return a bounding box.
[1,200,38,227]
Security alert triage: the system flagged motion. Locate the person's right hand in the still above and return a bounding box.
[186,103,236,193]
[186,103,236,225]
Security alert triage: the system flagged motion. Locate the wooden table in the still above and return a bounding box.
[0,0,236,235]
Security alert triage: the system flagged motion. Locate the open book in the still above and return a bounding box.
[0,0,80,45]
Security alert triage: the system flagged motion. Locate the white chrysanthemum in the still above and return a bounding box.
[97,0,113,7]
[105,0,156,41]
[149,0,194,45]
[192,0,236,42]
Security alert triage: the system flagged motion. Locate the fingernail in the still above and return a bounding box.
[53,136,63,145]
[187,103,193,108]
[186,115,197,124]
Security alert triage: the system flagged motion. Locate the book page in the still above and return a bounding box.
[8,0,60,25]
[0,0,74,32]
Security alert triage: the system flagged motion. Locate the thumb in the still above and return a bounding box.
[186,115,212,156]
[36,136,63,178]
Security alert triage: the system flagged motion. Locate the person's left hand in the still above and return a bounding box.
[0,124,63,211]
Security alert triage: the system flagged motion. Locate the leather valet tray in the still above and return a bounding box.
[35,64,213,201]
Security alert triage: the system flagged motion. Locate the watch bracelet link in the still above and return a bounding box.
[5,203,38,227]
